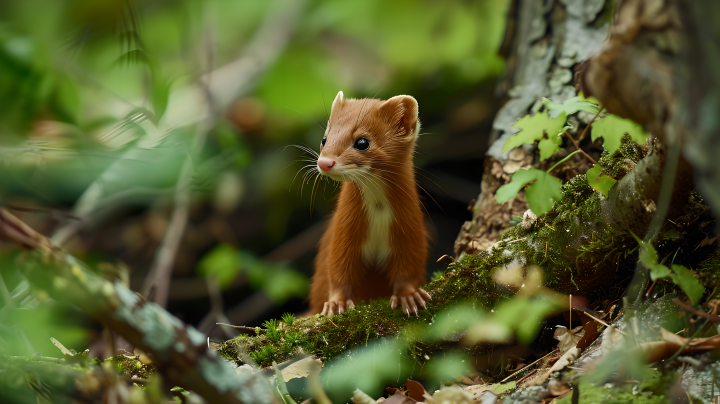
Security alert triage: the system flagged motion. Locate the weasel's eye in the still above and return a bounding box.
[321,136,327,146]
[354,138,370,151]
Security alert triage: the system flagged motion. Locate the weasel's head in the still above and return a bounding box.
[317,91,420,183]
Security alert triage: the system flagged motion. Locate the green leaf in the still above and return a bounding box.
[262,266,308,303]
[591,114,648,152]
[631,236,705,304]
[649,264,671,281]
[425,351,473,382]
[502,112,567,152]
[633,234,659,269]
[495,168,562,216]
[586,164,617,196]
[538,133,563,161]
[542,96,599,119]
[525,171,562,216]
[493,381,516,394]
[514,298,558,343]
[495,168,539,204]
[151,75,172,123]
[669,265,705,305]
[197,244,240,288]
[428,303,485,342]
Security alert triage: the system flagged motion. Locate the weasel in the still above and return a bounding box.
[308,91,430,316]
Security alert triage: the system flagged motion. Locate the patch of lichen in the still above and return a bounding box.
[105,354,155,379]
[217,253,516,369]
[597,134,649,180]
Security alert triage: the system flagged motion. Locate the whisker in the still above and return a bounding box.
[280,144,320,158]
[300,168,318,199]
[290,164,317,191]
[309,171,322,215]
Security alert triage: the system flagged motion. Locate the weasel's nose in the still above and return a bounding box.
[317,157,336,172]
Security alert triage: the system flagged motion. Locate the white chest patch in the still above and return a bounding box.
[357,181,393,267]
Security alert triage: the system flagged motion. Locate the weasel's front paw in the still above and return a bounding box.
[390,286,431,316]
[321,299,355,316]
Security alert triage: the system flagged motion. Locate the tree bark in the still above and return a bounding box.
[455,0,612,257]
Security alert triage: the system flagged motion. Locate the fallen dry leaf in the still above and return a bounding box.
[547,379,571,397]
[550,347,581,372]
[280,356,322,382]
[423,384,474,404]
[404,379,428,402]
[638,328,720,363]
[575,313,601,350]
[554,325,584,352]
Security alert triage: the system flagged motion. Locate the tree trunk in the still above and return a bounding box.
[455,0,612,257]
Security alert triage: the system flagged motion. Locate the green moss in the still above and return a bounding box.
[556,372,672,404]
[218,134,716,373]
[597,133,649,180]
[106,354,155,379]
[217,252,516,369]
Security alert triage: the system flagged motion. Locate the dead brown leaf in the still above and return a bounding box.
[547,379,571,397]
[638,327,720,363]
[404,379,428,402]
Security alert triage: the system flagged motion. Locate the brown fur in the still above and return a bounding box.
[308,93,428,315]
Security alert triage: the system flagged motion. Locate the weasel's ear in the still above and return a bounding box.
[331,91,344,112]
[379,95,419,140]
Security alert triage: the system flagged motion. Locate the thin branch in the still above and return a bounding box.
[562,131,596,165]
[140,128,204,307]
[51,0,307,247]
[577,107,604,142]
[1,208,273,403]
[673,298,720,323]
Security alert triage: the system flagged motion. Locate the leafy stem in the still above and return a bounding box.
[546,150,581,174]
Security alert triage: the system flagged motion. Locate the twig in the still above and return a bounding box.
[51,0,307,247]
[673,298,720,323]
[500,350,558,383]
[577,108,604,142]
[562,131,597,165]
[198,277,238,338]
[503,237,527,245]
[665,318,709,366]
[140,145,197,307]
[5,208,263,403]
[516,369,537,385]
[215,323,263,334]
[581,311,629,336]
[645,279,658,298]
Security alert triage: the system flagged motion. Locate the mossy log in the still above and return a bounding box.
[218,136,714,371]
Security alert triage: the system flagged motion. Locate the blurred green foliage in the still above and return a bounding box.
[198,244,307,303]
[0,1,511,388]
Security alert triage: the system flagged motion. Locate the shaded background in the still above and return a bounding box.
[0,0,509,357]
